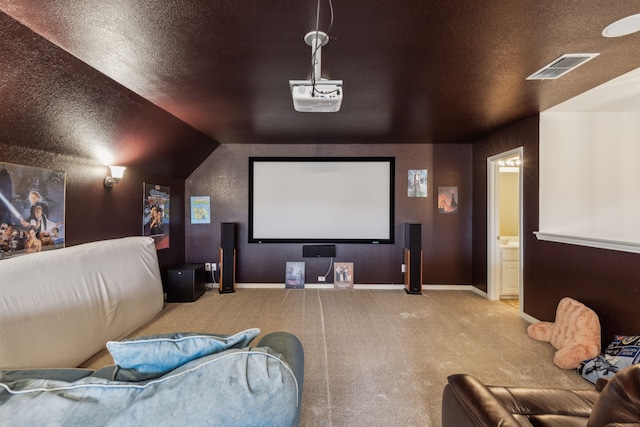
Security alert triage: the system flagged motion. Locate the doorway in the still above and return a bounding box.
[487,147,523,312]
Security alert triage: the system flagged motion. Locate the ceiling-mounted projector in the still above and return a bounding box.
[290,30,343,112]
[289,79,343,113]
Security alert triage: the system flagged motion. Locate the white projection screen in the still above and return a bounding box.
[249,157,395,243]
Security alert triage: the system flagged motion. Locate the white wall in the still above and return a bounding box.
[499,169,519,236]
[539,111,640,247]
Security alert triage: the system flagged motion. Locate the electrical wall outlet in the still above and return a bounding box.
[205,262,211,271]
[318,276,326,282]
[211,263,217,271]
[401,264,406,273]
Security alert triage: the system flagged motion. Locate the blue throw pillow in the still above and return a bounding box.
[106,328,260,381]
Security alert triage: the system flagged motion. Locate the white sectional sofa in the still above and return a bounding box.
[0,236,164,369]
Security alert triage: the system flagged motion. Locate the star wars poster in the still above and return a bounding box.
[143,183,170,250]
[0,162,66,259]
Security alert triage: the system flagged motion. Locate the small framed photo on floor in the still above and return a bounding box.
[285,261,305,289]
[334,262,354,289]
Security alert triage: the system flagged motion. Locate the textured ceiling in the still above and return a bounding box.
[2,1,640,174]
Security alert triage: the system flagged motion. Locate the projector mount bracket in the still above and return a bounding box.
[289,30,343,112]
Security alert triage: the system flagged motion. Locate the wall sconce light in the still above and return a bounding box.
[104,165,126,189]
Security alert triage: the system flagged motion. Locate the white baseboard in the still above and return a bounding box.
[235,283,286,289]
[423,284,479,292]
[353,284,404,290]
[520,312,539,324]
[231,283,537,323]
[235,283,481,291]
[235,283,403,290]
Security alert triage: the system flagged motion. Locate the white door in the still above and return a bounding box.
[487,148,523,311]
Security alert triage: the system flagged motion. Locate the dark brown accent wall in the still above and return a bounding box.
[0,13,219,272]
[430,144,473,285]
[1,144,185,271]
[472,115,640,346]
[471,119,539,293]
[185,143,473,286]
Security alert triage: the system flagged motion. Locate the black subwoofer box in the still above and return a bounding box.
[166,264,205,302]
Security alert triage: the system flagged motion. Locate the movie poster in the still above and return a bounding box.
[285,261,305,289]
[190,196,211,224]
[438,186,459,214]
[0,162,66,260]
[143,183,170,250]
[408,169,427,197]
[334,262,354,289]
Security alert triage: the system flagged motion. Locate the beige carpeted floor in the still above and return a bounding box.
[81,289,592,427]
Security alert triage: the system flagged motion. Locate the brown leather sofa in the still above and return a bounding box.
[442,363,640,426]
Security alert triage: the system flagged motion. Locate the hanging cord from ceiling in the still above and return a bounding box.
[311,0,335,96]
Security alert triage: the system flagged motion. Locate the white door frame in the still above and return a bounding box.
[487,147,523,309]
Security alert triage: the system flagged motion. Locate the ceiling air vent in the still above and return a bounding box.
[526,53,599,80]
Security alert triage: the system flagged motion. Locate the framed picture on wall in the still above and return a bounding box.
[190,196,211,224]
[407,169,427,197]
[0,162,66,259]
[438,186,459,214]
[334,262,354,289]
[143,183,170,250]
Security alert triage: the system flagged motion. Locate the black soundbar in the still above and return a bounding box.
[302,244,336,258]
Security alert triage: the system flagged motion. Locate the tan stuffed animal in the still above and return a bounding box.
[527,297,601,369]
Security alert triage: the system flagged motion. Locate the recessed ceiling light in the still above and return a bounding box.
[603,13,640,37]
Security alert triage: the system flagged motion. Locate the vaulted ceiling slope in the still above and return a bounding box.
[2,1,640,174]
[0,12,217,178]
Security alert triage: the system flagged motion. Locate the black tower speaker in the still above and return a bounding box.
[404,223,422,294]
[219,222,236,294]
